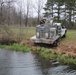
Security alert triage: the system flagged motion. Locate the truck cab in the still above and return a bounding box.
[30,17,67,47]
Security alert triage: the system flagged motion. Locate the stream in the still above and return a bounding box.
[0,49,76,75]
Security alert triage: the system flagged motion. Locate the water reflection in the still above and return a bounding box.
[0,49,76,75]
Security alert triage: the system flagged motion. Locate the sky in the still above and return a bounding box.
[15,0,47,17]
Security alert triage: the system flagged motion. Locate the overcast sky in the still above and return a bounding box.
[15,0,47,17]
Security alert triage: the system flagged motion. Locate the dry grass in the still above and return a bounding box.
[0,27,35,45]
[55,30,76,57]
[55,43,76,57]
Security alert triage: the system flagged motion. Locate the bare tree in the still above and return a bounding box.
[18,3,22,27]
[25,0,30,27]
[6,0,16,26]
[0,0,4,25]
[32,0,44,23]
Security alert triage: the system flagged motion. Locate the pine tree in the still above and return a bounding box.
[54,0,64,22]
[43,0,54,17]
[44,0,76,27]
[64,0,76,26]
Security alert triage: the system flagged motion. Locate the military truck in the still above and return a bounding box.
[30,17,67,47]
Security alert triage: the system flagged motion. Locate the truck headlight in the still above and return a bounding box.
[45,33,48,38]
[36,32,39,38]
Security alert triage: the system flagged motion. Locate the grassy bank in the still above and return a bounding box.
[36,47,76,66]
[32,30,76,66]
[0,27,34,52]
[0,44,31,52]
[55,30,76,58]
[0,27,76,65]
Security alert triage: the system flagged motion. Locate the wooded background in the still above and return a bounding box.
[44,0,76,29]
[0,0,76,29]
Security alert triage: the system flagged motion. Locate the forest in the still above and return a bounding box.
[0,0,45,27]
[44,0,76,29]
[0,0,76,29]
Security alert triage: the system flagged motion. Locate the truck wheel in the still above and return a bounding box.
[62,32,67,38]
[53,39,60,47]
[63,34,66,38]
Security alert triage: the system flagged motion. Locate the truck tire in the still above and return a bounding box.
[53,39,60,47]
[63,34,66,38]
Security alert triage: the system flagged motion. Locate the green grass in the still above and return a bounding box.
[57,54,76,65]
[62,30,76,43]
[10,27,35,36]
[36,47,57,60]
[10,27,35,40]
[36,47,76,65]
[0,27,35,42]
[0,44,31,52]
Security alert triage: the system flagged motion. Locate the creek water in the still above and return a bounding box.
[0,49,76,75]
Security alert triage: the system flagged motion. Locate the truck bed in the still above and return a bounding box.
[30,35,60,44]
